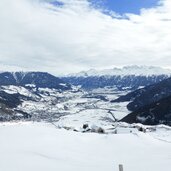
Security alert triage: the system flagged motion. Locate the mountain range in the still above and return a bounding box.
[62,66,171,90]
[0,72,71,90]
[0,67,171,126]
[66,66,171,77]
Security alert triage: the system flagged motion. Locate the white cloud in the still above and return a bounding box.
[0,0,171,75]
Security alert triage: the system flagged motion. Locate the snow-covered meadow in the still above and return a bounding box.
[0,122,170,171]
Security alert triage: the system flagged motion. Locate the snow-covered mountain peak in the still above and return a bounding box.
[66,65,171,77]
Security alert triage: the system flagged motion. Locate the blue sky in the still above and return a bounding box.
[50,1,64,6]
[91,0,160,14]
[51,0,160,15]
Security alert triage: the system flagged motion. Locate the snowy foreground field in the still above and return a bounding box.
[0,122,171,171]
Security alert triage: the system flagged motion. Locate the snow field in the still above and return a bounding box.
[0,122,170,171]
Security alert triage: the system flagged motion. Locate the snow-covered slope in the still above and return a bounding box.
[67,66,171,77]
[0,122,170,171]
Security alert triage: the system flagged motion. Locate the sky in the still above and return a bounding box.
[91,0,159,14]
[0,0,171,75]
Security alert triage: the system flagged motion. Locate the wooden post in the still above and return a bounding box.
[119,164,123,171]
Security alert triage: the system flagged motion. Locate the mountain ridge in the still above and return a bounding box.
[65,65,171,77]
[112,77,171,126]
[0,71,72,90]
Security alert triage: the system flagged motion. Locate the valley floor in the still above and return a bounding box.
[0,122,171,171]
